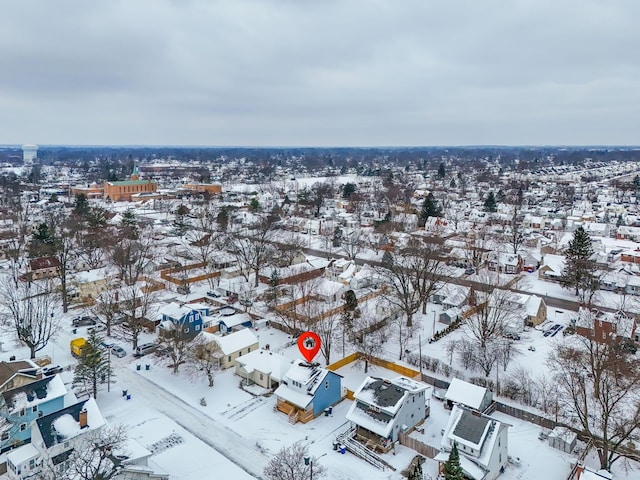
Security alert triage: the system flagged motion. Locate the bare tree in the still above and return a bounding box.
[313,308,340,365]
[0,279,60,359]
[41,425,128,480]
[229,214,280,287]
[341,228,363,261]
[351,310,388,374]
[263,441,326,480]
[463,276,518,350]
[185,333,221,387]
[157,324,192,374]
[115,284,157,350]
[378,239,446,327]
[391,309,418,361]
[548,332,640,471]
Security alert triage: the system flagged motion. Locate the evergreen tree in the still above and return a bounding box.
[73,193,90,218]
[449,177,457,189]
[332,226,343,248]
[342,182,356,199]
[444,443,464,480]
[419,193,442,226]
[217,206,229,230]
[73,330,114,399]
[438,162,446,178]
[249,198,261,212]
[483,191,497,213]
[29,222,57,258]
[561,226,596,298]
[617,214,624,227]
[120,209,140,240]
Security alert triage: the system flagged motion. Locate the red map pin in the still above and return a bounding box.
[297,331,321,363]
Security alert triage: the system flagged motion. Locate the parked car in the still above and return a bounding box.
[207,290,221,298]
[72,316,97,327]
[110,345,127,358]
[464,268,476,275]
[41,365,64,376]
[88,324,107,334]
[504,332,521,341]
[135,343,159,357]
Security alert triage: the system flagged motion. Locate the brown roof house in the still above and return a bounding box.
[28,256,61,280]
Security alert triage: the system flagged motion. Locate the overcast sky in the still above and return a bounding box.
[1,0,639,147]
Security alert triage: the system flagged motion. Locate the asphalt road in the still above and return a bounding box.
[118,368,267,479]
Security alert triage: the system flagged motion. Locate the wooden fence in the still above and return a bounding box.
[398,432,439,459]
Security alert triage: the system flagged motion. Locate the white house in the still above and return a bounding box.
[436,404,509,480]
[345,376,431,449]
[234,349,292,389]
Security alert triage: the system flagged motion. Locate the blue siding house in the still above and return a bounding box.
[274,360,343,423]
[158,302,209,339]
[0,375,67,453]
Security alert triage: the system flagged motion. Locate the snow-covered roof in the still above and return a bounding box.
[236,349,292,382]
[6,443,39,466]
[160,302,193,320]
[445,378,488,411]
[273,382,313,409]
[205,328,258,355]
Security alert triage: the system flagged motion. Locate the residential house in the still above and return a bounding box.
[487,252,523,274]
[28,256,61,280]
[345,376,430,450]
[0,360,40,394]
[625,275,640,296]
[620,248,640,264]
[435,404,509,480]
[6,398,104,480]
[157,302,208,339]
[1,374,68,454]
[444,378,493,413]
[199,328,259,369]
[234,349,293,389]
[274,360,343,423]
[575,308,637,344]
[576,465,617,480]
[218,311,253,334]
[70,267,116,303]
[617,225,640,242]
[538,254,565,281]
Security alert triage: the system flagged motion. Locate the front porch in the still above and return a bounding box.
[275,398,314,424]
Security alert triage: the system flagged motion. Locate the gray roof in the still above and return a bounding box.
[453,409,491,445]
[364,378,406,408]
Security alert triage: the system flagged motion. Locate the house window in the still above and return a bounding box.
[499,453,502,463]
[32,406,37,413]
[1,432,9,441]
[260,373,264,380]
[38,411,43,418]
[19,408,25,416]
[228,356,231,362]
[20,423,26,431]
[196,325,201,331]
[325,381,329,389]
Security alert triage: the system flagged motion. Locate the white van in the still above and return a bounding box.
[135,343,158,356]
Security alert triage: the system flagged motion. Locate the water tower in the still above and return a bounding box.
[22,144,38,165]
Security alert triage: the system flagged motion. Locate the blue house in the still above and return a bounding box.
[218,311,253,334]
[274,360,343,423]
[158,302,209,339]
[0,374,68,454]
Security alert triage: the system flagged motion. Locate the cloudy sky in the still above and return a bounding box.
[1,0,639,147]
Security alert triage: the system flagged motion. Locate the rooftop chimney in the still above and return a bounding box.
[79,409,88,428]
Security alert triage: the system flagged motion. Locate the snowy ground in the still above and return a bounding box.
[1,263,638,479]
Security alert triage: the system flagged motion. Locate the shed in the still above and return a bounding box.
[548,426,577,454]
